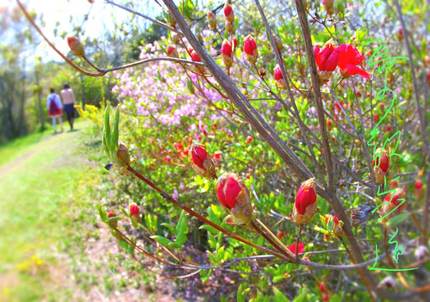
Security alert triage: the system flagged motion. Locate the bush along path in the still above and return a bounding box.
[0,124,177,302]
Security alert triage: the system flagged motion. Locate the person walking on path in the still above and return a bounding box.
[60,84,76,131]
[47,88,63,134]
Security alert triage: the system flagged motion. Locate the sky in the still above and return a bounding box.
[1,0,160,63]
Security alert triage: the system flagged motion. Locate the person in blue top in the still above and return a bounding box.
[46,88,63,133]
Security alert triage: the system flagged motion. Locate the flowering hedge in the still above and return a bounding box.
[19,0,430,300]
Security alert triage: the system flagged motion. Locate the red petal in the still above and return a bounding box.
[191,145,207,169]
[342,64,370,79]
[223,176,241,209]
[216,178,227,207]
[288,242,304,254]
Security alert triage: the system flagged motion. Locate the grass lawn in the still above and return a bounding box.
[0,122,99,302]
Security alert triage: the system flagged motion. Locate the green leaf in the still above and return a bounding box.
[151,235,173,248]
[175,210,189,247]
[273,287,288,302]
[97,204,108,223]
[118,239,135,255]
[103,105,112,158]
[111,107,120,152]
[293,287,309,302]
[237,283,248,302]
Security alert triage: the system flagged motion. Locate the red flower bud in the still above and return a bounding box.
[190,144,216,178]
[213,150,222,161]
[207,11,217,31]
[415,179,424,199]
[292,178,317,224]
[243,35,257,56]
[322,0,334,15]
[380,188,406,218]
[273,65,283,81]
[216,173,253,224]
[67,36,85,57]
[117,143,130,166]
[390,179,399,189]
[373,113,379,123]
[245,135,253,144]
[232,37,238,50]
[174,142,184,152]
[166,45,177,57]
[221,40,233,68]
[129,203,140,217]
[243,35,258,64]
[107,210,117,227]
[223,3,234,22]
[397,28,404,41]
[287,242,304,255]
[373,150,389,184]
[415,179,423,190]
[276,230,285,240]
[190,50,201,62]
[221,40,233,57]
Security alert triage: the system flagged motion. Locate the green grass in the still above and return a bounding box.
[0,131,50,167]
[0,122,98,302]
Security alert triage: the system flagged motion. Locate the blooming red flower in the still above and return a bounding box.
[336,44,370,79]
[287,242,304,255]
[273,65,283,81]
[314,44,338,71]
[129,203,140,217]
[221,40,233,57]
[216,174,243,209]
[67,36,85,57]
[243,35,257,56]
